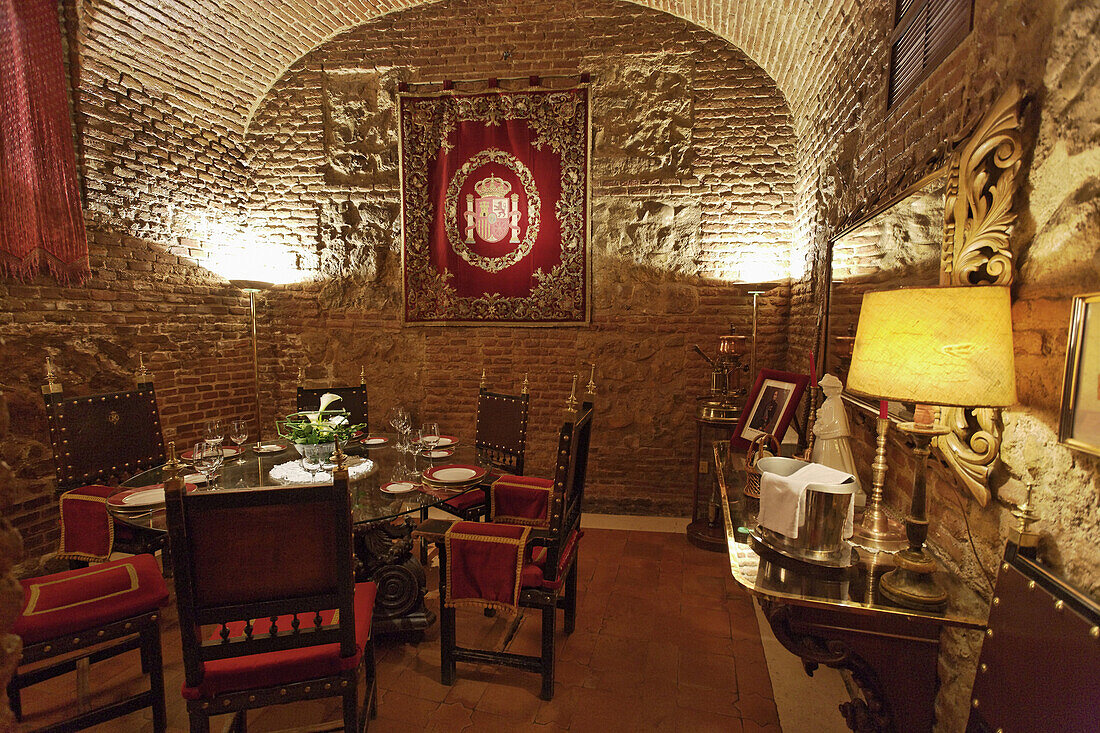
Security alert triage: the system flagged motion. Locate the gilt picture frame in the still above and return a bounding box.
[1059,292,1100,457]
[732,369,809,451]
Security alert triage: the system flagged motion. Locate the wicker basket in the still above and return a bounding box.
[743,433,780,499]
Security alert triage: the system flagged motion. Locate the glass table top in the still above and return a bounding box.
[713,441,988,628]
[111,434,490,532]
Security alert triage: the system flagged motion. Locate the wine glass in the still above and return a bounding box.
[229,420,248,459]
[194,442,224,490]
[204,419,224,446]
[300,444,323,483]
[421,422,441,457]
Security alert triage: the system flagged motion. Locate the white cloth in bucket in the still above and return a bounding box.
[758,462,855,539]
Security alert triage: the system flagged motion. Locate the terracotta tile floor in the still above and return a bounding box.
[17,529,779,732]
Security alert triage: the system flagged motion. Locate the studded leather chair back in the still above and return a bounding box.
[475,388,530,475]
[43,385,166,493]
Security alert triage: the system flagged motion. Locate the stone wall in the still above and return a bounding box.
[789,0,1100,727]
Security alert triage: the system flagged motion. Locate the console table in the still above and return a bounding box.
[713,442,987,732]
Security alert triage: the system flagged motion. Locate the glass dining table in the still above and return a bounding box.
[111,434,493,634]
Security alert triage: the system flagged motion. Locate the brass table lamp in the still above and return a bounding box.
[847,286,1016,611]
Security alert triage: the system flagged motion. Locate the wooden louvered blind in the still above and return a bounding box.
[888,0,973,108]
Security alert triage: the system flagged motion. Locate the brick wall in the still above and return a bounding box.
[245,0,797,514]
[0,0,798,566]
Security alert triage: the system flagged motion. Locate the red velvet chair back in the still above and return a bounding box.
[164,476,357,689]
[541,400,593,583]
[296,385,369,430]
[43,383,166,493]
[475,388,530,474]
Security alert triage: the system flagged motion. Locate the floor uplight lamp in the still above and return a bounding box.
[847,286,1016,611]
[231,280,273,447]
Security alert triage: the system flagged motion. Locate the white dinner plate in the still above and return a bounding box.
[424,449,453,459]
[423,465,486,484]
[184,473,207,484]
[362,437,389,446]
[181,446,242,460]
[120,487,165,507]
[380,481,418,494]
[253,443,287,454]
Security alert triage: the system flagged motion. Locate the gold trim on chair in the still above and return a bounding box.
[25,563,140,615]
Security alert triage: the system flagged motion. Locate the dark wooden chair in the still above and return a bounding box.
[297,368,369,430]
[966,535,1100,733]
[41,358,167,565]
[164,461,378,732]
[8,553,170,731]
[420,391,593,701]
[435,385,531,522]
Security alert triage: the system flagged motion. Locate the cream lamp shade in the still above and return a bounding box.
[847,286,1017,408]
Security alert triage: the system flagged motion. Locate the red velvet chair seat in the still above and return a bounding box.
[521,528,582,591]
[15,553,169,645]
[442,488,486,513]
[182,581,376,700]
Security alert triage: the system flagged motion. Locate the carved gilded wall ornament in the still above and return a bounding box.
[936,83,1025,506]
[941,85,1024,287]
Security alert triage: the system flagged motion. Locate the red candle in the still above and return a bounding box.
[879,400,888,419]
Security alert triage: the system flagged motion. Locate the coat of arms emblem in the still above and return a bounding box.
[464,175,520,245]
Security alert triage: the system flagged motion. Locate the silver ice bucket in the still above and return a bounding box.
[755,456,856,562]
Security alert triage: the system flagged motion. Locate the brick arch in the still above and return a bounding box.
[78,0,854,136]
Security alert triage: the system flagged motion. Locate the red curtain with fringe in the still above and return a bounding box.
[0,0,88,284]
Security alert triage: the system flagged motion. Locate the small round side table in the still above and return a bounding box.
[688,414,740,551]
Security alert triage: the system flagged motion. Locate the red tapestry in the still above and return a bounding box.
[0,0,89,284]
[399,85,589,324]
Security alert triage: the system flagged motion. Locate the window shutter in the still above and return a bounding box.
[888,0,973,108]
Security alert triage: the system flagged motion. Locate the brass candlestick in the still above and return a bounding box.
[851,417,907,552]
[879,420,950,611]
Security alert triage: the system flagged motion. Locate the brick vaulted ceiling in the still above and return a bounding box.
[77,0,861,137]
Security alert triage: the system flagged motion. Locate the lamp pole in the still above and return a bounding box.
[230,280,273,447]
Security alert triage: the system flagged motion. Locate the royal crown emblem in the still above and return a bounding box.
[465,174,520,245]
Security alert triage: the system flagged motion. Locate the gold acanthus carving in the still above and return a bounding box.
[942,83,1024,286]
[936,83,1025,506]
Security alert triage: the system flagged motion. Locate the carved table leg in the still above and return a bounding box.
[760,599,942,733]
[354,518,436,634]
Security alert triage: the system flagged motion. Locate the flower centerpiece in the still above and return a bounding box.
[277,393,366,453]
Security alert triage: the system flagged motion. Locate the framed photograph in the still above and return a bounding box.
[732,369,810,451]
[1059,292,1100,457]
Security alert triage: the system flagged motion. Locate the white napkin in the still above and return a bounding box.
[269,458,374,484]
[757,462,855,539]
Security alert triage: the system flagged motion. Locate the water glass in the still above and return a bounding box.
[194,442,224,489]
[229,420,248,457]
[421,423,441,453]
[204,419,224,445]
[300,444,323,482]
